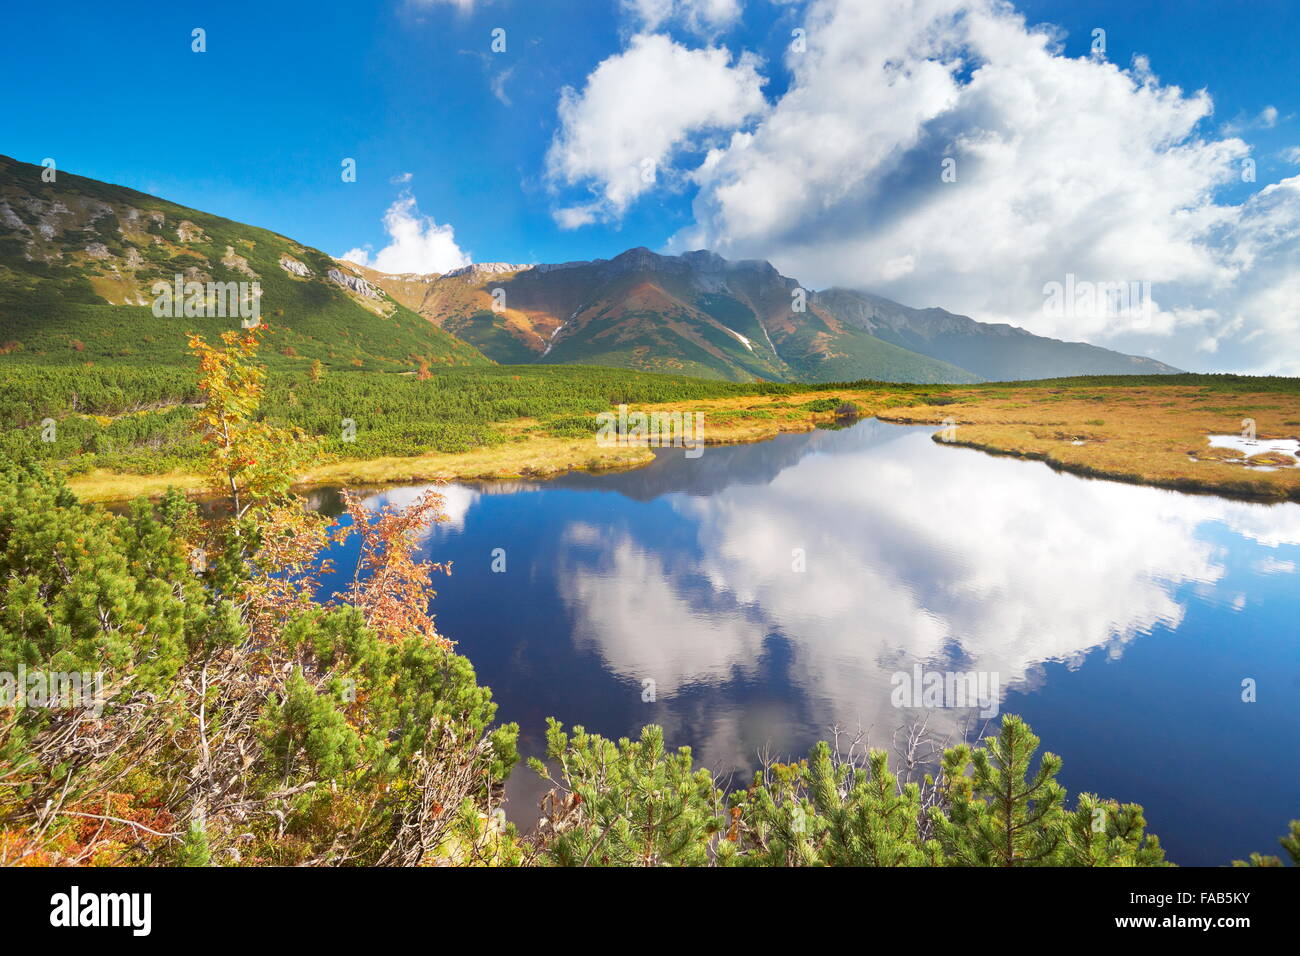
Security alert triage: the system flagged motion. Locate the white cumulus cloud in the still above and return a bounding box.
[340,194,471,276]
[546,32,767,227]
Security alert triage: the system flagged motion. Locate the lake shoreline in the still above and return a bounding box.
[933,433,1300,503]
[66,382,1300,504]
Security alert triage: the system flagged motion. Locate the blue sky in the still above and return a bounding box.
[3,0,1299,372]
[1,0,786,264]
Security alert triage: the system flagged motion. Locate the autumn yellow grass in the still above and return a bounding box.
[66,382,1300,503]
[876,382,1300,502]
[66,401,827,503]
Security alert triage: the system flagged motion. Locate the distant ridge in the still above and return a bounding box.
[345,246,1181,383]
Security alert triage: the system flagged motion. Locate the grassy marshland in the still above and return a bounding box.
[3,364,1297,502]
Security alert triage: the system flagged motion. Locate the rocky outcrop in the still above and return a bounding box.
[279,255,311,278]
[0,199,27,232]
[10,197,72,241]
[440,262,534,279]
[84,200,114,223]
[176,220,206,242]
[222,245,257,277]
[121,207,164,235]
[328,268,383,299]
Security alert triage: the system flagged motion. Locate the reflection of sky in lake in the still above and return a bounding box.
[313,420,1300,866]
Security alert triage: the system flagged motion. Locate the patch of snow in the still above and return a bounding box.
[1207,434,1299,466]
[542,307,582,357]
[721,326,754,352]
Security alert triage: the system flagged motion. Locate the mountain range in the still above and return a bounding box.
[0,155,1180,382]
[343,249,1181,383]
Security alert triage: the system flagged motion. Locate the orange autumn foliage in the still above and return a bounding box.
[335,488,453,649]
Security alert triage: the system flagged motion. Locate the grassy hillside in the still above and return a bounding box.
[447,308,547,364]
[0,154,487,371]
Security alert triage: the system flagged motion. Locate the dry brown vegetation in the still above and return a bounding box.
[870,383,1300,501]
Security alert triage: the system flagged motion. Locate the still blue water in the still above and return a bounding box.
[312,419,1300,866]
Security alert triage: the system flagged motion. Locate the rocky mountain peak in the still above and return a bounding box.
[441,262,534,278]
